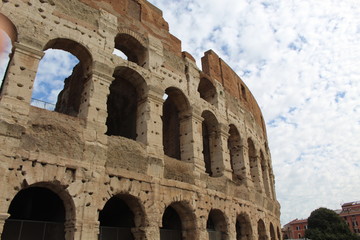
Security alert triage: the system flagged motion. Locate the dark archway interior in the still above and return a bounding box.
[99,197,135,240]
[202,121,212,175]
[115,34,146,67]
[228,124,241,175]
[8,187,65,222]
[198,77,216,104]
[106,77,137,139]
[201,111,219,176]
[99,197,135,228]
[258,220,266,240]
[270,224,276,240]
[162,94,181,160]
[162,206,182,230]
[236,215,252,240]
[2,187,66,240]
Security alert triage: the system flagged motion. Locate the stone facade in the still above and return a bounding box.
[0,0,281,239]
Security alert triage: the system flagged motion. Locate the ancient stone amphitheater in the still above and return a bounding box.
[0,0,281,239]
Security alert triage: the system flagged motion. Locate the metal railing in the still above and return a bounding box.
[99,226,134,240]
[2,219,64,240]
[160,229,182,240]
[31,98,56,111]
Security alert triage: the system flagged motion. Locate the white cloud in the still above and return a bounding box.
[149,0,360,225]
[0,30,12,87]
[32,49,79,104]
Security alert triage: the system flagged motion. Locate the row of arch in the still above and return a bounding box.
[0,14,274,194]
[2,183,281,240]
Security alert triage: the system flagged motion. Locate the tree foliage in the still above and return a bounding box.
[305,207,360,240]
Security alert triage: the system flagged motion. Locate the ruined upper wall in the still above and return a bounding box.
[201,50,266,137]
[56,0,182,54]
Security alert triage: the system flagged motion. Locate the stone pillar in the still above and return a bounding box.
[179,107,203,166]
[139,86,164,177]
[81,62,112,166]
[262,162,272,198]
[73,220,99,240]
[218,123,232,178]
[250,154,264,193]
[140,86,164,155]
[230,143,248,184]
[0,213,10,237]
[0,42,44,123]
[242,145,253,188]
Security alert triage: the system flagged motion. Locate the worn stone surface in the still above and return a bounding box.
[0,0,281,239]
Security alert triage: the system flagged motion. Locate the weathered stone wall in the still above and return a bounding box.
[0,0,281,239]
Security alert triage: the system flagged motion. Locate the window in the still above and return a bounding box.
[296,226,300,230]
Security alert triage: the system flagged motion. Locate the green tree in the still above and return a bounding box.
[305,207,360,240]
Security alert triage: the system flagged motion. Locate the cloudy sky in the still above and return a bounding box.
[1,0,360,225]
[145,0,360,224]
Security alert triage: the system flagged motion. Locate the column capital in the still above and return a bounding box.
[0,213,10,221]
[13,42,44,59]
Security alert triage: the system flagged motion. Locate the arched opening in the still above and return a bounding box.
[198,77,217,105]
[106,67,146,139]
[99,194,146,240]
[162,87,189,160]
[270,223,275,240]
[160,206,182,240]
[248,138,260,190]
[2,187,66,240]
[236,214,252,240]
[31,38,92,117]
[160,202,197,240]
[114,33,147,67]
[207,209,228,240]
[277,227,281,240]
[202,110,221,176]
[258,219,267,240]
[260,151,270,196]
[0,13,17,96]
[228,124,245,181]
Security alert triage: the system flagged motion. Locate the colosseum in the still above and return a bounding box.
[0,0,281,239]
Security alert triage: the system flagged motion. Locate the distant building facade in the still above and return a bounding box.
[339,201,360,235]
[283,201,360,239]
[282,219,307,239]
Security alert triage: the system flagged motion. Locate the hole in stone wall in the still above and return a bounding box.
[228,124,241,175]
[106,67,145,140]
[201,111,219,177]
[2,187,66,239]
[31,38,92,118]
[114,33,146,67]
[106,76,137,139]
[160,206,182,239]
[162,88,190,160]
[202,121,211,175]
[198,77,217,105]
[162,92,180,159]
[207,209,227,239]
[236,214,252,240]
[258,219,267,240]
[270,223,276,240]
[31,49,79,112]
[99,196,135,240]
